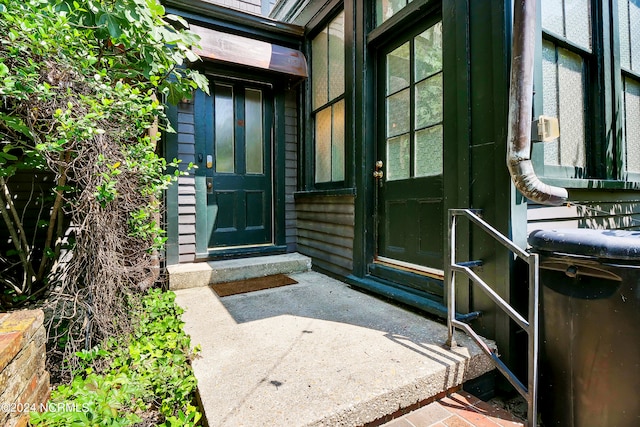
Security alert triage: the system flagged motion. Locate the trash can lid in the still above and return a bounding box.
[528,228,640,261]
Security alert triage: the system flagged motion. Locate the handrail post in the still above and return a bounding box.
[448,208,539,427]
[445,211,457,348]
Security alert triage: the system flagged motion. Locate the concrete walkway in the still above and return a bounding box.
[175,271,495,427]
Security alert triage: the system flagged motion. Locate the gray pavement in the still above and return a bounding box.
[175,271,495,427]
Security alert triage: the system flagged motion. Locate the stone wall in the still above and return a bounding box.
[0,310,50,427]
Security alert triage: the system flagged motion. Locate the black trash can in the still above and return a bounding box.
[528,229,640,427]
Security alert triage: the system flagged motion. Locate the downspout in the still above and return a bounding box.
[507,0,568,206]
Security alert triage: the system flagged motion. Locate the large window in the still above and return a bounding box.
[539,0,590,175]
[537,0,640,181]
[311,11,345,184]
[619,0,640,177]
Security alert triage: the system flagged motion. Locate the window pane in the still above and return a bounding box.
[414,23,443,81]
[315,107,332,183]
[415,125,443,177]
[386,134,410,181]
[387,43,410,95]
[215,84,234,173]
[387,89,410,138]
[312,28,328,109]
[630,0,640,72]
[619,0,632,70]
[542,41,560,166]
[541,0,564,35]
[328,12,345,100]
[542,0,591,51]
[376,0,408,26]
[564,0,591,50]
[245,89,263,175]
[624,78,640,173]
[542,43,587,169]
[557,48,586,169]
[415,73,443,129]
[332,100,345,181]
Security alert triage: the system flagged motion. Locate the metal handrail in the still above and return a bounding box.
[446,209,539,427]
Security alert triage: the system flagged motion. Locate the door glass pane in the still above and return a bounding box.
[376,0,408,26]
[245,88,263,175]
[415,125,443,177]
[332,100,345,181]
[564,0,591,50]
[215,84,234,173]
[624,77,640,173]
[315,106,332,183]
[387,88,410,137]
[557,47,586,168]
[415,73,443,129]
[387,43,410,95]
[414,23,443,81]
[329,12,345,100]
[312,28,328,109]
[386,134,410,181]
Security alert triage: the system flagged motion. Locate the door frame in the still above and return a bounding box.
[373,16,446,280]
[193,70,289,260]
[204,80,275,250]
[349,0,472,317]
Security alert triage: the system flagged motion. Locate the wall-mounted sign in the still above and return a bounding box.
[191,25,308,78]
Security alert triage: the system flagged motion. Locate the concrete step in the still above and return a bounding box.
[175,271,496,427]
[167,252,312,290]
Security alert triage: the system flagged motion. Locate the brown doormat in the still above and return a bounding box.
[211,274,298,297]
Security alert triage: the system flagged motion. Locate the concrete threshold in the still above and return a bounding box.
[175,271,495,427]
[168,252,312,290]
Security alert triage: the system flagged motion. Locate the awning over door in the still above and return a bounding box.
[191,25,308,78]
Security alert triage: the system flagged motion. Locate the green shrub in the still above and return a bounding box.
[30,289,202,426]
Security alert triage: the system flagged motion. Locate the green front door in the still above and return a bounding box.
[375,18,444,275]
[206,81,273,249]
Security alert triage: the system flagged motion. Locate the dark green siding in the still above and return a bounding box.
[295,194,354,276]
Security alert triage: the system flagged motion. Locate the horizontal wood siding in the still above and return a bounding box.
[177,102,197,263]
[284,90,297,252]
[528,193,640,234]
[295,194,354,277]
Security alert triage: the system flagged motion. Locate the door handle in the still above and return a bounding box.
[373,160,384,178]
[206,177,213,194]
[373,160,384,186]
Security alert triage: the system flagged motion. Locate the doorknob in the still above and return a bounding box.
[373,160,384,178]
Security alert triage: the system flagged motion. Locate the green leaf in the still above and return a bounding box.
[0,113,32,139]
[105,15,123,39]
[164,14,188,28]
